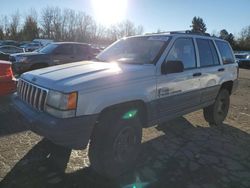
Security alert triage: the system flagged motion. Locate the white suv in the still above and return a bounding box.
[12,31,238,178]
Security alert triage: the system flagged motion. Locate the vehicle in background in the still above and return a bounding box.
[18,41,32,47]
[20,42,43,52]
[0,60,16,96]
[235,52,250,68]
[10,42,97,74]
[33,39,53,47]
[0,40,19,47]
[0,45,25,61]
[0,45,25,54]
[90,46,101,56]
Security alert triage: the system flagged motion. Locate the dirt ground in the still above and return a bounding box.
[0,69,249,188]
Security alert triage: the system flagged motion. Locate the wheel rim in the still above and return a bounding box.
[113,127,137,163]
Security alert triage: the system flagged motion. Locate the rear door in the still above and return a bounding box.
[215,40,237,78]
[156,37,201,119]
[196,38,222,103]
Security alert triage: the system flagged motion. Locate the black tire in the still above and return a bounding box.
[89,108,142,178]
[203,89,230,126]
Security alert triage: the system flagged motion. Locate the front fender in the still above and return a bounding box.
[76,81,156,116]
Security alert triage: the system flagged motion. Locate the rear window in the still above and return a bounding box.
[215,41,235,64]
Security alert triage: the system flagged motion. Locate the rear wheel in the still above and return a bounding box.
[89,109,142,178]
[203,89,230,126]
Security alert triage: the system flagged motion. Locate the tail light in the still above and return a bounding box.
[0,64,13,79]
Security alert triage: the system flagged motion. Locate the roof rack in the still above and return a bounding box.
[148,30,211,37]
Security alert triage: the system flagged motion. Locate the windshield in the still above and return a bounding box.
[96,37,168,64]
[38,44,58,53]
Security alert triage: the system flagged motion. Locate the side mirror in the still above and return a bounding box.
[161,60,184,74]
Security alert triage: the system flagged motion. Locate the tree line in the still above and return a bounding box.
[0,7,144,46]
[0,8,250,50]
[190,16,250,51]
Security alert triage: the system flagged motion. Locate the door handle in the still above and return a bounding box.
[218,68,225,72]
[193,72,202,77]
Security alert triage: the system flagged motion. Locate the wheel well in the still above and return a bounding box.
[221,81,233,94]
[98,100,148,127]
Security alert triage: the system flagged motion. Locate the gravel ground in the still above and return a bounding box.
[0,69,250,188]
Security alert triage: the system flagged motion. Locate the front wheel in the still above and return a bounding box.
[203,89,230,126]
[89,110,142,178]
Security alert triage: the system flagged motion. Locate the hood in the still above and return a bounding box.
[21,61,155,93]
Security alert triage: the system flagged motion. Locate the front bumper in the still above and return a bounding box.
[11,93,98,149]
[11,62,30,74]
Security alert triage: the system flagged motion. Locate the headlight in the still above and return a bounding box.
[16,56,28,63]
[246,55,250,59]
[46,90,78,118]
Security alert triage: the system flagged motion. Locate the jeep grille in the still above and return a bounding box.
[17,79,48,111]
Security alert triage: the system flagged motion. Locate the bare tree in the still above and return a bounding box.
[51,7,62,40]
[0,6,145,45]
[41,7,54,38]
[9,11,20,40]
[21,14,39,41]
[135,25,144,35]
[76,12,94,42]
[2,16,10,39]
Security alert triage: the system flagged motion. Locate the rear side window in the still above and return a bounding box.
[215,41,235,64]
[197,39,220,67]
[75,44,90,54]
[167,38,196,69]
[56,44,74,55]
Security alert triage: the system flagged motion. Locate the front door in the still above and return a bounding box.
[156,37,201,119]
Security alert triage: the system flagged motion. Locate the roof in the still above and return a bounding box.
[0,60,11,65]
[127,30,227,43]
[53,42,90,46]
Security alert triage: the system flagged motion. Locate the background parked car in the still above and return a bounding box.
[18,41,32,47]
[0,40,19,46]
[235,52,250,68]
[0,60,16,96]
[33,39,54,46]
[0,45,25,54]
[10,42,98,74]
[0,45,25,60]
[20,42,43,52]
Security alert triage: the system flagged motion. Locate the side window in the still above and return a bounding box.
[56,44,74,55]
[215,41,235,64]
[197,39,220,67]
[75,45,90,54]
[167,38,196,69]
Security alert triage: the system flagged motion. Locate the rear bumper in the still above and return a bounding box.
[11,93,98,149]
